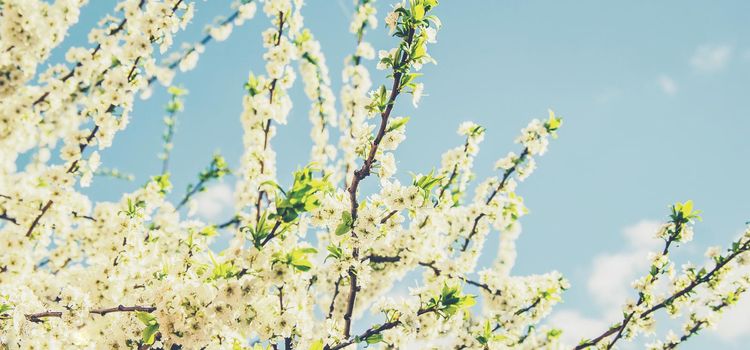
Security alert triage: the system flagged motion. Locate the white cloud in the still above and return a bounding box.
[588,220,662,317]
[712,240,750,342]
[623,220,663,250]
[657,75,678,96]
[715,296,750,342]
[690,44,733,73]
[193,183,233,220]
[548,310,607,346]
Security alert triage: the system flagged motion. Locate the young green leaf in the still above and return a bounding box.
[141,323,159,345]
[335,211,353,236]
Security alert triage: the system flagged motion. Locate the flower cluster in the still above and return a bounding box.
[143,0,258,96]
[295,29,338,175]
[338,0,379,186]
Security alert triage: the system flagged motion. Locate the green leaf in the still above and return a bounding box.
[278,247,318,272]
[309,340,324,350]
[245,73,260,96]
[293,261,312,272]
[386,116,410,133]
[142,323,159,345]
[272,164,333,225]
[547,328,563,340]
[261,180,286,196]
[167,85,188,96]
[298,247,318,254]
[413,4,425,20]
[546,109,562,131]
[681,200,693,217]
[200,225,218,237]
[459,295,476,308]
[365,333,384,344]
[136,311,157,326]
[335,211,353,236]
[0,304,13,315]
[413,38,426,58]
[326,245,343,261]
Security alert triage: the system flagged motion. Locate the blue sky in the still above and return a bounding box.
[54,1,750,348]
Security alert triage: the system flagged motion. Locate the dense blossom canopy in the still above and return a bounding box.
[0,0,749,349]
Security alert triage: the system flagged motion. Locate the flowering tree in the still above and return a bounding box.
[1,0,749,349]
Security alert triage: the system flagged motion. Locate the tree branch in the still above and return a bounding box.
[341,24,417,340]
[577,237,750,349]
[460,148,529,252]
[326,306,437,350]
[255,10,286,222]
[25,305,155,323]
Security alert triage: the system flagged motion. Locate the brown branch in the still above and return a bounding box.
[259,220,283,247]
[341,25,417,340]
[326,2,375,317]
[217,216,240,229]
[419,260,500,296]
[25,311,62,322]
[341,269,358,338]
[26,200,53,237]
[72,211,97,222]
[380,210,398,224]
[127,57,141,82]
[25,304,155,323]
[90,305,156,315]
[327,278,342,319]
[367,255,402,263]
[67,125,100,173]
[664,321,704,350]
